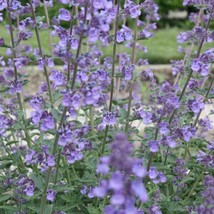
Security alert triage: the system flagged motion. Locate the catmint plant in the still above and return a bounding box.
[0,0,214,214]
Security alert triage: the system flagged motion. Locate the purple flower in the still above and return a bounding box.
[46,189,56,202]
[24,184,35,197]
[30,96,44,111]
[124,0,141,18]
[121,64,135,80]
[131,181,148,203]
[149,167,158,179]
[166,136,177,148]
[191,58,201,72]
[0,37,4,46]
[40,112,55,131]
[138,110,153,125]
[94,133,148,213]
[47,155,55,167]
[158,122,169,135]
[50,70,66,86]
[149,140,159,153]
[0,0,7,11]
[58,8,71,21]
[187,98,204,114]
[25,150,36,164]
[96,156,110,174]
[116,25,132,43]
[102,111,117,127]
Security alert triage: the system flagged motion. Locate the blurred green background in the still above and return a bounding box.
[0,0,213,64]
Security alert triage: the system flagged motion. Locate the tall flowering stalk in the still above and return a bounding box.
[0,0,214,214]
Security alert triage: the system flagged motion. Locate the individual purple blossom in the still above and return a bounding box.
[58,124,73,146]
[0,114,13,137]
[58,8,71,21]
[50,70,66,87]
[0,0,7,11]
[141,68,154,81]
[96,156,110,175]
[171,60,184,75]
[80,185,88,195]
[177,32,189,43]
[40,112,55,131]
[46,189,56,202]
[0,37,4,46]
[18,30,33,41]
[30,95,44,111]
[62,91,82,109]
[102,111,117,127]
[138,109,153,125]
[121,64,135,80]
[187,98,204,114]
[24,185,35,197]
[166,136,177,148]
[149,167,158,179]
[149,140,159,153]
[182,126,196,142]
[8,80,22,94]
[47,155,55,167]
[14,57,30,69]
[25,150,36,164]
[191,58,209,76]
[158,122,169,135]
[17,176,35,198]
[116,25,132,43]
[124,0,141,18]
[198,117,213,131]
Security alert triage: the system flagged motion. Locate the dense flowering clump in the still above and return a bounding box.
[0,0,213,213]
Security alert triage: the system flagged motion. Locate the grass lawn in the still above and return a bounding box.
[0,26,213,64]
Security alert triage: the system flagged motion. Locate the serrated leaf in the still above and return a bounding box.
[0,205,17,211]
[44,205,53,214]
[51,108,61,121]
[29,172,44,190]
[0,194,12,203]
[87,205,100,214]
[120,108,128,119]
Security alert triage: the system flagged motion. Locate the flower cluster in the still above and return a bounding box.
[93,133,148,213]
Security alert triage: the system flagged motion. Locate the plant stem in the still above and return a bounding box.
[29,0,53,105]
[100,1,119,155]
[147,115,163,171]
[125,8,138,134]
[194,75,214,127]
[39,4,89,213]
[90,106,95,135]
[7,1,32,148]
[70,3,88,90]
[185,171,204,199]
[42,0,52,53]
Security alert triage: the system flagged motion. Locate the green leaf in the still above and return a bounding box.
[0,194,12,203]
[119,108,128,119]
[87,204,100,214]
[44,205,53,214]
[51,108,61,121]
[0,205,17,211]
[29,172,44,190]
